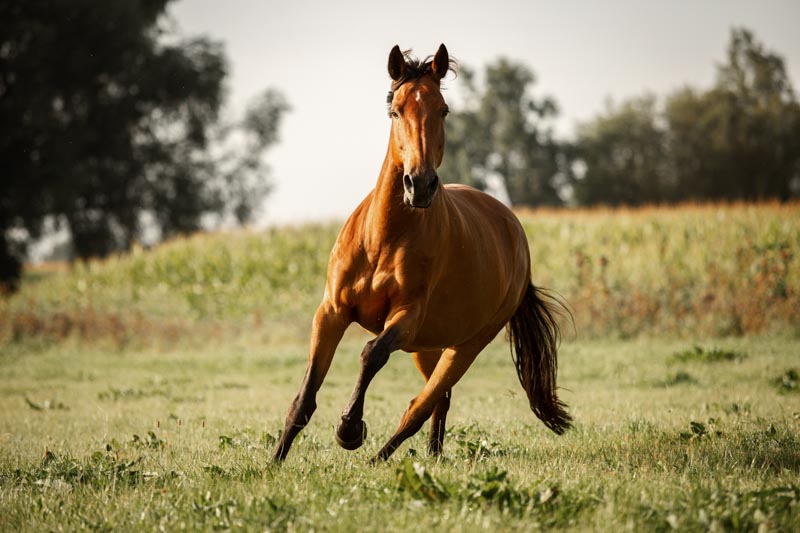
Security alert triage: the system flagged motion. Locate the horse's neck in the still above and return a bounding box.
[365,152,446,248]
[369,154,405,226]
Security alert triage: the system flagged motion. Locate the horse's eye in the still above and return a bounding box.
[390,110,400,119]
[442,107,450,118]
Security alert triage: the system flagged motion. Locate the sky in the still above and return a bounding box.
[169,0,800,225]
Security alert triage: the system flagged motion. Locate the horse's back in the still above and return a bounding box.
[443,184,530,275]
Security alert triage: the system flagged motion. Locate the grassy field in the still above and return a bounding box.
[1,203,799,531]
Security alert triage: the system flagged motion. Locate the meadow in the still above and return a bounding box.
[1,203,799,531]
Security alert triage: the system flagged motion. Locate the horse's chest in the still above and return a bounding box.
[336,269,393,335]
[353,273,390,333]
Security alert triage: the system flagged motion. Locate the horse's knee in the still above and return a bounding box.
[360,340,390,374]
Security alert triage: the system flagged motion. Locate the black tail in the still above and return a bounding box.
[507,283,572,434]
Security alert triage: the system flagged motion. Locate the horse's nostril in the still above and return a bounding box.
[403,174,413,192]
[430,174,439,191]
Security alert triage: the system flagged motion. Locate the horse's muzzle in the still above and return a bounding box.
[403,171,439,208]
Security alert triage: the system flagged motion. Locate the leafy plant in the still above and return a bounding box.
[679,420,722,441]
[672,345,746,363]
[24,397,68,411]
[449,425,508,460]
[661,370,697,387]
[6,447,146,489]
[395,460,452,502]
[774,368,799,393]
[131,431,165,450]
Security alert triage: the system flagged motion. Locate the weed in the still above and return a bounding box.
[394,459,603,526]
[678,420,722,442]
[218,435,236,450]
[202,464,228,478]
[24,397,68,410]
[3,447,145,489]
[192,491,240,530]
[775,368,799,393]
[672,345,746,363]
[395,459,452,502]
[638,484,800,531]
[131,431,165,450]
[449,425,508,460]
[661,370,697,386]
[98,386,168,401]
[464,466,544,513]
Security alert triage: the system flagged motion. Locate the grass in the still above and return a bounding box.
[1,202,798,344]
[671,345,747,363]
[1,334,799,531]
[1,202,800,530]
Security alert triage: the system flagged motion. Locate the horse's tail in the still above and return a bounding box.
[507,282,572,435]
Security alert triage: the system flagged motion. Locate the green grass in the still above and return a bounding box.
[1,334,799,531]
[671,345,747,363]
[2,203,800,530]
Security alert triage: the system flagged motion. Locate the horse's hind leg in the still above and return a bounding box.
[376,341,486,461]
[273,302,348,462]
[412,350,451,456]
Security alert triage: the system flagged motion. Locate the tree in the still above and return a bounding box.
[572,96,669,206]
[573,28,800,206]
[439,59,568,206]
[707,28,800,200]
[663,29,800,202]
[0,0,288,290]
[662,87,726,200]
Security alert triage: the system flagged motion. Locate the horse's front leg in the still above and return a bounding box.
[335,307,419,450]
[273,301,349,462]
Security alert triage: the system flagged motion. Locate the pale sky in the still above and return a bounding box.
[170,0,800,225]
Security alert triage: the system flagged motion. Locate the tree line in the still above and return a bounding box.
[441,28,800,207]
[2,6,798,294]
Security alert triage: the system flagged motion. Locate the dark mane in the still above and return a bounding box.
[386,50,457,109]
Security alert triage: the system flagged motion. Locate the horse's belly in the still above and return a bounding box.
[404,284,515,351]
[350,284,507,350]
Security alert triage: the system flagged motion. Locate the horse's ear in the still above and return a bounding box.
[432,44,449,80]
[388,45,406,81]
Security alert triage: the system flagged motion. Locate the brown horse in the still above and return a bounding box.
[273,44,571,462]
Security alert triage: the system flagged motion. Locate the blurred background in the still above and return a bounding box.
[1,0,799,291]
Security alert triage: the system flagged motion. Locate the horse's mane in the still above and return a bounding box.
[386,50,457,110]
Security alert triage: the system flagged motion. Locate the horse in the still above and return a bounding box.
[273,44,571,462]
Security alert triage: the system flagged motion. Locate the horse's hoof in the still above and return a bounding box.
[335,419,367,450]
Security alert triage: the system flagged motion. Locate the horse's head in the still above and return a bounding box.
[387,44,452,208]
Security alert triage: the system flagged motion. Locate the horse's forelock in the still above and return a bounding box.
[386,51,457,111]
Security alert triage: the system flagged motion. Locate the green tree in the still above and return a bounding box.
[440,59,567,206]
[662,87,726,200]
[707,28,800,200]
[574,28,800,206]
[573,96,669,206]
[663,28,800,202]
[0,0,287,291]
